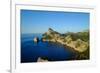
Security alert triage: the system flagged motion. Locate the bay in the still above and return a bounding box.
[21,33,77,63]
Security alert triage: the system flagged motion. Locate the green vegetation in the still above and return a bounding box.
[64,30,89,42]
[76,47,89,60]
[42,28,89,60]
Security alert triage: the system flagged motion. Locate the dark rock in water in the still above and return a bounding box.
[33,37,39,42]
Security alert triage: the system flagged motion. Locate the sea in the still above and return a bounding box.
[21,33,77,63]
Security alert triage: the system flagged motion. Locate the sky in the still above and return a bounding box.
[21,9,89,34]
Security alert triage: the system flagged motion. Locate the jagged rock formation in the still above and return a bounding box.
[42,28,89,53]
[33,37,39,42]
[37,57,48,62]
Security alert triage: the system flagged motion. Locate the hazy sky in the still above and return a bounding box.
[21,9,89,34]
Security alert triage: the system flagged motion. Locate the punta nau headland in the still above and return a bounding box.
[33,28,89,61]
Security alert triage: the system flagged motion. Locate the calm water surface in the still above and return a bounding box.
[21,34,77,63]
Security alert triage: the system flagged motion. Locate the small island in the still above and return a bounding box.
[33,37,39,42]
[42,28,89,59]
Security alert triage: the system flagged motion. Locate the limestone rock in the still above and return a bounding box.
[42,28,89,53]
[33,37,39,42]
[37,57,48,62]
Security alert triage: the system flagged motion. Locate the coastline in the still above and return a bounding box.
[42,38,89,53]
[41,28,89,60]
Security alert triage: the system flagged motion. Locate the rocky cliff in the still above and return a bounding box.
[42,28,89,53]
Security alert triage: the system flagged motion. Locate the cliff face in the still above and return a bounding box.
[42,28,89,53]
[42,28,60,42]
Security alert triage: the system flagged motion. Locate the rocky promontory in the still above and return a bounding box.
[42,28,89,53]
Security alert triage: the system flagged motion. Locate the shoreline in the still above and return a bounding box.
[42,39,88,53]
[42,39,89,60]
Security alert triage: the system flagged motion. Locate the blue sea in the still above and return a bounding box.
[21,33,77,63]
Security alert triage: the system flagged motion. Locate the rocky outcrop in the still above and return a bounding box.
[37,57,48,62]
[33,37,39,42]
[42,28,60,42]
[42,28,89,53]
